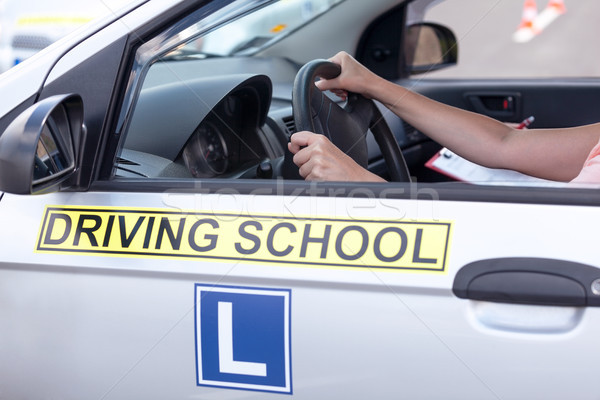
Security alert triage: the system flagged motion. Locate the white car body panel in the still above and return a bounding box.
[1,190,599,398]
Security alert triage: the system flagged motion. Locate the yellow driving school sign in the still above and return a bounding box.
[36,206,452,273]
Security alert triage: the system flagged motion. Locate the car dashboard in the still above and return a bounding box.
[115,56,431,181]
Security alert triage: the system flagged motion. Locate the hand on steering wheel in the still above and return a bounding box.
[288,131,385,181]
[282,59,410,182]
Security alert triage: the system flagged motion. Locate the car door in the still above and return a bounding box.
[1,0,600,399]
[405,0,600,130]
[4,185,600,398]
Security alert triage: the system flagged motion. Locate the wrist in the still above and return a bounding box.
[362,74,391,101]
[350,163,386,182]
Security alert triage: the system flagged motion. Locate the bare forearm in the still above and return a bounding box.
[318,51,600,182]
[367,78,514,168]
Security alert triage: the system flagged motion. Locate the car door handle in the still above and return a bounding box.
[453,258,600,307]
[465,92,521,120]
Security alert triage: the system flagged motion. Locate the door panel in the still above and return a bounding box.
[403,78,600,127]
[2,189,600,399]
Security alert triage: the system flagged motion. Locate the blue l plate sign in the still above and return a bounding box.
[194,284,292,394]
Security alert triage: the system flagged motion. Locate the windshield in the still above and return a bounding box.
[171,0,344,57]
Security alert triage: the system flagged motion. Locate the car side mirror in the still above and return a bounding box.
[405,22,458,75]
[0,94,83,194]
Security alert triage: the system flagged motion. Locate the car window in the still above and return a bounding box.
[110,0,599,191]
[116,0,344,180]
[199,0,344,56]
[420,0,600,78]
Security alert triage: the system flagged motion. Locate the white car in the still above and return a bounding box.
[0,0,600,398]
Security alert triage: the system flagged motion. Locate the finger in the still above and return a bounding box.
[288,131,312,153]
[315,79,347,96]
[293,135,331,168]
[287,141,297,154]
[315,77,341,92]
[292,146,314,167]
[291,131,322,147]
[297,159,311,179]
[300,157,332,182]
[293,136,327,166]
[298,157,321,181]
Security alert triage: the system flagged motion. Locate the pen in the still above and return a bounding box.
[517,115,535,129]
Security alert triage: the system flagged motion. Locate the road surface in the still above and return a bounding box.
[424,0,600,78]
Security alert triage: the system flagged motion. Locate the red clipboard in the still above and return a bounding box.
[425,149,465,181]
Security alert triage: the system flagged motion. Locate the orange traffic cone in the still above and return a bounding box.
[547,0,566,14]
[518,0,538,30]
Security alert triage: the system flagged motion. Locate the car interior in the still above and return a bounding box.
[112,0,600,188]
[114,0,448,184]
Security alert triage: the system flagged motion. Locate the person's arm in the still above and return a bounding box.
[314,51,600,182]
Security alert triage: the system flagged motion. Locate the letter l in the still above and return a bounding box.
[218,301,267,376]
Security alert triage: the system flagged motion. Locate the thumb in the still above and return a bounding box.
[315,78,348,100]
[315,77,337,91]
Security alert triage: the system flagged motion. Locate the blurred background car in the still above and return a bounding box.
[0,0,134,73]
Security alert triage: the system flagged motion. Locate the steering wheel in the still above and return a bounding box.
[282,59,410,181]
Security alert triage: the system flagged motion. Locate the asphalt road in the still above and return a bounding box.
[423,0,600,78]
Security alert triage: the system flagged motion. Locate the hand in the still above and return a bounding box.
[315,51,380,100]
[288,131,385,182]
